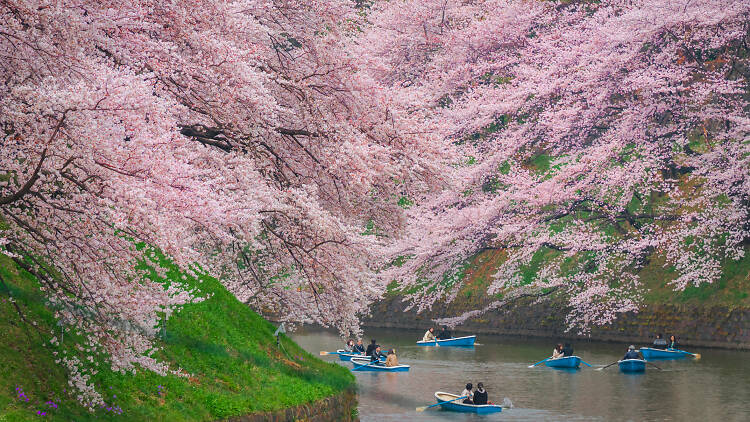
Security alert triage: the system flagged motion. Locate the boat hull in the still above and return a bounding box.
[350,357,409,372]
[416,335,476,347]
[619,359,646,372]
[640,347,692,360]
[544,356,581,369]
[336,350,385,362]
[434,392,502,414]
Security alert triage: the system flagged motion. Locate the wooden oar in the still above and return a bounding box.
[595,360,619,371]
[319,351,342,356]
[416,395,467,412]
[673,349,701,360]
[645,361,662,370]
[528,357,551,368]
[351,359,380,371]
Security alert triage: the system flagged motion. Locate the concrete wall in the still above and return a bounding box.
[222,388,358,422]
[364,296,750,350]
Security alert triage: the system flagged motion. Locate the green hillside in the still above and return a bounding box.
[0,252,353,421]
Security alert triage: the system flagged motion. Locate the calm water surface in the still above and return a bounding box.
[291,327,750,421]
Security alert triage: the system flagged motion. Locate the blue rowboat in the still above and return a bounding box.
[350,357,409,372]
[544,356,581,369]
[618,359,646,373]
[434,392,502,414]
[336,350,385,362]
[416,335,477,347]
[640,347,693,360]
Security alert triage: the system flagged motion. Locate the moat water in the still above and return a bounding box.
[292,326,750,421]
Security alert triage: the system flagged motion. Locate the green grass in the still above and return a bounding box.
[0,252,354,421]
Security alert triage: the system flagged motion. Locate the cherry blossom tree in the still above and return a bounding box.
[363,0,750,330]
[0,0,448,404]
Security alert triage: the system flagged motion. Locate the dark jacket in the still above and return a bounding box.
[437,329,452,340]
[623,350,641,360]
[473,389,488,405]
[562,345,574,356]
[653,338,668,350]
[370,349,382,362]
[365,344,376,356]
[667,340,678,350]
[353,343,365,354]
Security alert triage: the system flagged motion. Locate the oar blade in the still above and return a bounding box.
[693,353,701,360]
[319,351,329,355]
[415,406,427,412]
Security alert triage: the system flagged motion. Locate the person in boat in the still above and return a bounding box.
[353,339,366,354]
[370,345,384,363]
[461,383,474,404]
[422,327,436,342]
[437,325,452,340]
[562,342,574,356]
[667,335,679,350]
[385,349,399,367]
[652,333,668,350]
[365,339,378,356]
[623,345,642,360]
[552,343,564,359]
[473,382,488,405]
[344,339,355,353]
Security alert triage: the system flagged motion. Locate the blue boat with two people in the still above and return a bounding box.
[544,355,582,369]
[640,347,698,360]
[416,335,477,347]
[432,392,503,414]
[335,349,385,362]
[350,357,410,372]
[618,359,647,373]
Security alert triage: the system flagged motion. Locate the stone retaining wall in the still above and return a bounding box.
[364,296,750,350]
[222,388,357,422]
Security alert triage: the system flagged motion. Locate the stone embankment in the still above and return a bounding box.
[365,296,750,350]
[223,388,357,422]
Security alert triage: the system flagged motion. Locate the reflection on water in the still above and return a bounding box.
[291,326,750,421]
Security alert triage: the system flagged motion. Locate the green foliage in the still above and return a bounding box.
[397,196,413,209]
[0,253,353,421]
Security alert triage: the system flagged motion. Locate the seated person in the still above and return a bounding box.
[365,339,378,356]
[385,349,399,367]
[461,383,474,404]
[370,345,383,363]
[667,335,679,350]
[562,342,574,356]
[473,382,488,405]
[344,339,354,353]
[623,345,641,360]
[437,325,452,340]
[422,327,436,342]
[552,343,564,359]
[353,339,365,354]
[652,333,668,350]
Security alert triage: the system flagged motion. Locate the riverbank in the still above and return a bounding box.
[0,253,355,421]
[365,296,750,350]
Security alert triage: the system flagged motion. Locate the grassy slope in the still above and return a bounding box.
[0,253,353,421]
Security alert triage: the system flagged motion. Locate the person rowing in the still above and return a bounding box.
[344,339,355,353]
[461,383,474,404]
[552,343,564,359]
[437,325,452,340]
[422,327,436,342]
[623,345,642,360]
[370,345,384,364]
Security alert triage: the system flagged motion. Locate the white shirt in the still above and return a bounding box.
[461,389,473,401]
